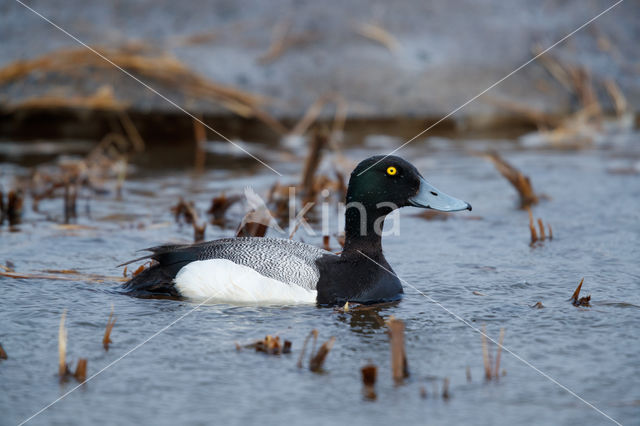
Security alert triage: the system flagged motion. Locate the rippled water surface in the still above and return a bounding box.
[1,136,639,425]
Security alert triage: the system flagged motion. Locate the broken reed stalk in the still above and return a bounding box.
[527,209,553,245]
[289,95,331,136]
[485,152,538,209]
[528,208,538,244]
[74,359,88,383]
[322,235,331,251]
[571,278,584,301]
[494,328,505,379]
[193,116,207,173]
[193,222,206,242]
[571,278,591,306]
[103,306,116,351]
[207,193,241,224]
[171,198,206,242]
[309,336,335,373]
[442,378,450,399]
[482,326,507,380]
[57,310,89,383]
[604,79,628,117]
[300,129,328,204]
[537,218,546,240]
[297,329,318,369]
[236,187,276,238]
[7,190,23,226]
[361,364,377,400]
[117,111,145,153]
[330,95,348,148]
[481,325,491,381]
[388,318,409,384]
[59,310,68,378]
[237,220,268,238]
[0,343,7,360]
[63,183,77,224]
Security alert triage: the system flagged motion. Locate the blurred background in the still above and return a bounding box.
[1,0,638,145]
[1,1,639,426]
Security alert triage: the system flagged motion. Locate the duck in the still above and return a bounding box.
[121,155,471,306]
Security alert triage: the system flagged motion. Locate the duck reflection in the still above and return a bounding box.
[334,301,399,334]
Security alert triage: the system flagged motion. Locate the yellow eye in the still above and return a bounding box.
[386,166,397,176]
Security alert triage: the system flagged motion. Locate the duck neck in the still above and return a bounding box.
[342,203,390,256]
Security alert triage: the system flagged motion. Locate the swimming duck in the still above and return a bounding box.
[121,155,471,306]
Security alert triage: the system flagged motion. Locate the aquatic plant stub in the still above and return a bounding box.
[58,310,89,383]
[442,378,450,399]
[243,335,292,355]
[388,318,409,383]
[361,364,377,400]
[481,325,505,381]
[571,278,591,307]
[0,190,24,226]
[309,337,336,372]
[484,152,539,209]
[297,329,335,372]
[207,193,241,224]
[0,343,8,360]
[103,307,116,351]
[527,209,553,246]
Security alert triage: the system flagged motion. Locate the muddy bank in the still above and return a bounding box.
[1,0,638,141]
[0,107,545,143]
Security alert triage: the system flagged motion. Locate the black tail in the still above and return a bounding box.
[121,243,201,298]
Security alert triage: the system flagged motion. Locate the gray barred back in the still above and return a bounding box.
[189,237,334,290]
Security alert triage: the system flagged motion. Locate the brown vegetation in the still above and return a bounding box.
[0,46,286,133]
[571,278,591,307]
[103,307,117,351]
[361,364,377,400]
[297,329,335,372]
[481,325,506,381]
[243,335,292,355]
[485,152,538,209]
[58,310,88,383]
[388,317,409,384]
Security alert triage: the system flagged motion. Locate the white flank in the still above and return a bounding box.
[174,259,317,305]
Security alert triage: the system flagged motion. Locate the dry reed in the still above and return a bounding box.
[103,306,116,351]
[388,318,409,384]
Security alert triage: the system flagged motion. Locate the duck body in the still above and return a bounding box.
[122,237,402,305]
[123,238,333,303]
[121,155,471,306]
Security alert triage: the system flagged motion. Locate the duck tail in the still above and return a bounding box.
[122,264,180,298]
[120,243,199,298]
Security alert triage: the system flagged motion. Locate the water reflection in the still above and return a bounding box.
[335,301,399,334]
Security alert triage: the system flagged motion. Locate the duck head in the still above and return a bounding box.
[342,155,471,250]
[347,155,472,212]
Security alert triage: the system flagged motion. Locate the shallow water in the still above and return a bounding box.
[1,135,639,426]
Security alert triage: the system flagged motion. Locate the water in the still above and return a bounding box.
[1,136,639,425]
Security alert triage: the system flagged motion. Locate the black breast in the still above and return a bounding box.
[315,251,403,306]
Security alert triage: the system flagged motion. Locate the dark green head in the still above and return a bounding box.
[346,155,472,212]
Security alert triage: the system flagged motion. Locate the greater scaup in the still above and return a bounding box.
[121,155,471,305]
